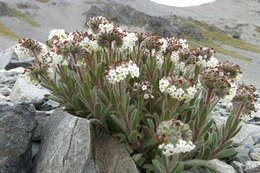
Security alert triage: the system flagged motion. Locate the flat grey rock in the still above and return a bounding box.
[33,109,138,173]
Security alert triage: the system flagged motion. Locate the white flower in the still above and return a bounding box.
[159,77,197,101]
[99,23,114,33]
[179,38,188,49]
[159,78,170,93]
[159,38,168,52]
[121,32,138,50]
[15,44,32,59]
[222,82,237,105]
[80,37,99,52]
[198,55,219,67]
[171,51,179,63]
[15,42,48,59]
[141,85,148,91]
[106,60,139,84]
[159,140,195,156]
[48,29,67,40]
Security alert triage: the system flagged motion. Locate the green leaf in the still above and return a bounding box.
[182,159,217,172]
[215,148,237,159]
[152,159,167,173]
[141,137,159,149]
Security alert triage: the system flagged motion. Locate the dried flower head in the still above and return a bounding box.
[232,84,257,120]
[218,61,242,80]
[142,35,164,53]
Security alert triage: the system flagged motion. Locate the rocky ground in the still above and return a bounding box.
[0,46,260,173]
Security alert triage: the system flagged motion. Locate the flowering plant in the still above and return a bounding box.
[15,16,257,173]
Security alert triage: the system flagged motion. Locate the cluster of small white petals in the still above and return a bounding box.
[159,38,168,52]
[48,29,67,40]
[159,78,197,101]
[171,51,180,63]
[80,37,99,52]
[121,32,138,50]
[106,60,139,84]
[38,43,49,56]
[159,140,195,156]
[179,39,188,49]
[15,42,48,59]
[15,44,32,58]
[99,22,114,33]
[87,16,114,33]
[198,55,219,67]
[159,78,170,93]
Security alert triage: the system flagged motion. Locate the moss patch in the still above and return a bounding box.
[0,22,20,40]
[10,8,41,27]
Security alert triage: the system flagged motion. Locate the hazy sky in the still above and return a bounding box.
[150,0,216,7]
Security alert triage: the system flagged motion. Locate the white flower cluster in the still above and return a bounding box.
[159,78,197,101]
[15,42,48,59]
[198,55,219,68]
[15,44,32,58]
[159,140,195,156]
[106,60,140,84]
[179,39,188,49]
[48,29,67,40]
[121,32,138,51]
[171,51,180,63]
[159,38,168,52]
[87,16,114,34]
[79,37,99,52]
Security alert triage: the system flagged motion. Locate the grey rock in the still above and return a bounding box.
[0,95,10,103]
[245,161,260,173]
[32,115,48,141]
[0,46,14,69]
[0,103,36,173]
[0,87,11,96]
[32,142,41,161]
[9,76,49,104]
[33,109,138,173]
[0,46,33,70]
[235,145,252,163]
[231,161,245,173]
[208,159,236,173]
[233,123,260,145]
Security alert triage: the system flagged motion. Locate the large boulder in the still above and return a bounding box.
[33,109,138,173]
[0,103,36,173]
[9,76,49,104]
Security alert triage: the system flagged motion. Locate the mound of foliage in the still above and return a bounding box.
[15,16,257,173]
